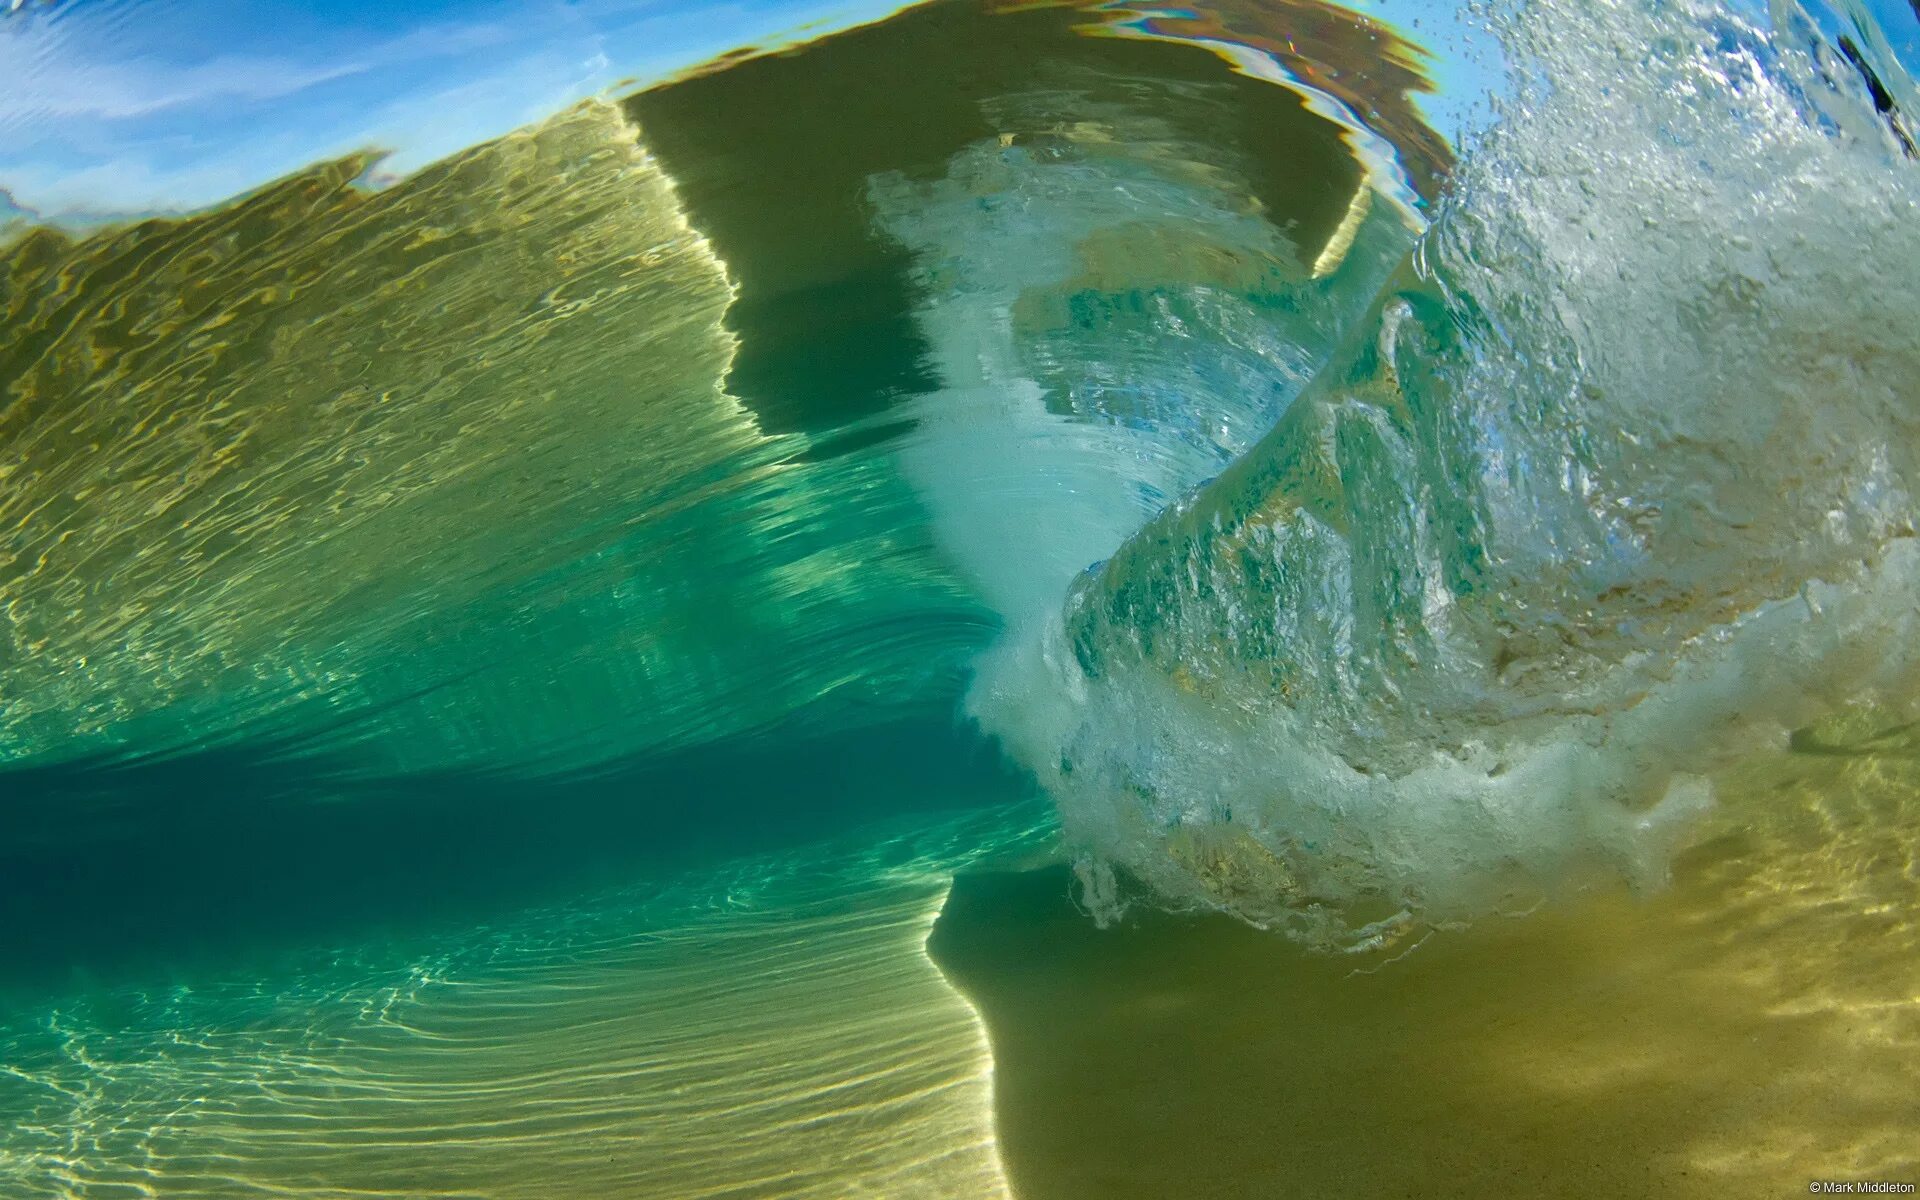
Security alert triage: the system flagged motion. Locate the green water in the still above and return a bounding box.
[3,0,1919,1194]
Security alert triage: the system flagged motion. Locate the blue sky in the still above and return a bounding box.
[0,0,927,220]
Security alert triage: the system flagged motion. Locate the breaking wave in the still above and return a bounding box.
[919,0,1920,946]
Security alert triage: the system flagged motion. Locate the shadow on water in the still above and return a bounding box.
[627,0,1379,438]
[0,710,1035,990]
[932,742,1920,1198]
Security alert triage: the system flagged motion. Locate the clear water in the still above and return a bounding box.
[2,0,1917,1194]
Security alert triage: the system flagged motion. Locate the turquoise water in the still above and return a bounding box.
[3,0,1919,1194]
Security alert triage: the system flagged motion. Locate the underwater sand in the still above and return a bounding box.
[0,802,1042,1199]
[936,740,1920,1197]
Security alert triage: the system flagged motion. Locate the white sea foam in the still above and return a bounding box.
[903,0,1920,945]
